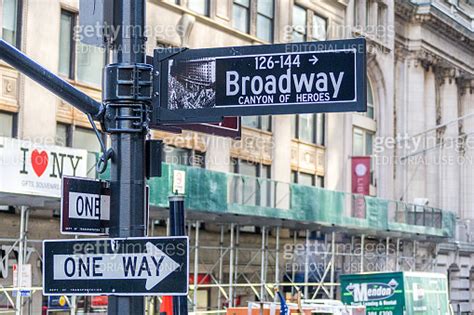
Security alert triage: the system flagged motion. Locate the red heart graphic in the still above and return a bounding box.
[31,149,48,177]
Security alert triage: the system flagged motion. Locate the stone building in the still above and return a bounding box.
[0,0,472,313]
[394,1,474,312]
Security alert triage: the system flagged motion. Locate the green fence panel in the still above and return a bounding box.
[365,196,389,230]
[291,184,345,225]
[403,272,451,314]
[185,166,228,212]
[97,158,455,238]
[441,210,456,238]
[147,163,171,208]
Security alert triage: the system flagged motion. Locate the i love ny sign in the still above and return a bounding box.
[0,137,88,198]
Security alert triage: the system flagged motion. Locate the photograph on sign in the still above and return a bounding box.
[153,38,366,124]
[60,176,111,235]
[43,237,189,296]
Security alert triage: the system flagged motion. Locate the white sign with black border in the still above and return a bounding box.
[43,237,189,296]
[60,176,111,235]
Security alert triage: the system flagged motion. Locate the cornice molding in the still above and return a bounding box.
[395,1,473,51]
[394,43,474,80]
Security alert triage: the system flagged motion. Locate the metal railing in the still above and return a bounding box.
[95,160,455,236]
[226,171,453,235]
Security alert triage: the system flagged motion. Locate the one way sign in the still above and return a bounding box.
[61,176,111,235]
[43,237,188,296]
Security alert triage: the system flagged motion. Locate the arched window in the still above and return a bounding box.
[367,79,375,119]
[353,78,377,189]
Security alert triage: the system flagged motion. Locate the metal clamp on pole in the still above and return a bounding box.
[102,63,153,133]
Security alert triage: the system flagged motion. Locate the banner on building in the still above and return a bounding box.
[351,156,371,218]
[0,137,88,198]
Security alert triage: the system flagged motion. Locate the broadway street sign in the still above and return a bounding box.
[61,176,111,235]
[43,237,188,296]
[152,38,366,124]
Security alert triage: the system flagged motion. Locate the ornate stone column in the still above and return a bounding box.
[424,65,439,207]
[438,67,460,214]
[460,79,474,220]
[404,55,426,202]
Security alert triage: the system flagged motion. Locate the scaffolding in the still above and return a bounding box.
[151,220,443,313]
[0,211,451,314]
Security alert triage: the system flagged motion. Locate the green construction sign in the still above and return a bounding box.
[341,272,404,314]
[340,272,451,315]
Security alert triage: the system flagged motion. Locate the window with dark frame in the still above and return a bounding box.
[292,5,306,42]
[233,0,250,33]
[367,79,375,119]
[292,170,324,188]
[162,145,205,168]
[0,111,17,138]
[232,159,272,207]
[73,126,105,178]
[292,113,325,145]
[233,159,270,179]
[59,10,75,79]
[58,9,104,86]
[233,0,275,42]
[188,0,210,16]
[1,0,22,48]
[256,0,274,42]
[292,24,331,173]
[55,123,72,147]
[292,4,327,42]
[242,115,272,132]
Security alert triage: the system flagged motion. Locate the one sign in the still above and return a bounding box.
[43,237,189,296]
[0,137,88,198]
[172,170,186,194]
[61,176,111,235]
[351,156,371,218]
[152,38,366,124]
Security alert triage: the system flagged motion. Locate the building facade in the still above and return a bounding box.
[0,0,472,313]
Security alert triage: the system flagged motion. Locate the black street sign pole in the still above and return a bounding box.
[169,195,188,315]
[103,1,151,314]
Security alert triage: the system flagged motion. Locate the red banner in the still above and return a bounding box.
[351,156,371,218]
